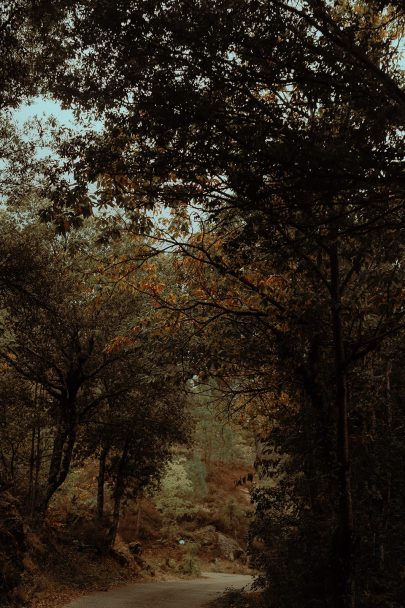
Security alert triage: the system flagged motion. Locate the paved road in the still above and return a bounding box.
[64,572,253,608]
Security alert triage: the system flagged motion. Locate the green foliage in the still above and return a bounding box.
[0,214,190,543]
[154,458,197,521]
[220,498,245,535]
[190,385,251,465]
[177,544,201,577]
[185,453,207,499]
[52,468,97,517]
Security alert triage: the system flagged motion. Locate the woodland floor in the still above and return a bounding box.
[207,588,266,608]
[20,460,255,608]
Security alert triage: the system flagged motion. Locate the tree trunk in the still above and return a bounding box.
[330,243,355,608]
[135,495,142,537]
[37,424,76,516]
[36,387,79,517]
[107,438,130,548]
[97,443,110,522]
[27,383,39,512]
[30,425,42,519]
[27,426,35,512]
[379,362,392,571]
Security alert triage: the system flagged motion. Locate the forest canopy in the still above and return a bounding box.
[0,2,404,608]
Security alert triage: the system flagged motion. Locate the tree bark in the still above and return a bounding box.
[107,438,130,548]
[97,443,110,522]
[27,426,35,512]
[36,383,79,517]
[31,425,42,519]
[27,383,39,512]
[330,242,355,608]
[135,495,142,537]
[37,426,76,516]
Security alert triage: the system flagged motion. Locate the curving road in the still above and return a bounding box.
[64,572,253,608]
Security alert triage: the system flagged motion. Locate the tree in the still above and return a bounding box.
[188,381,249,466]
[78,355,189,547]
[0,1,49,109]
[5,2,405,605]
[154,458,196,521]
[0,215,188,519]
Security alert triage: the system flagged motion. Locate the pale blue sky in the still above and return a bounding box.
[14,97,78,127]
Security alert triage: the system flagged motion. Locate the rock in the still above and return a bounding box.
[194,526,245,561]
[201,525,216,533]
[193,525,217,546]
[216,533,245,561]
[128,542,143,556]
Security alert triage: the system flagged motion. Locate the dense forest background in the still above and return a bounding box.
[0,2,404,608]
